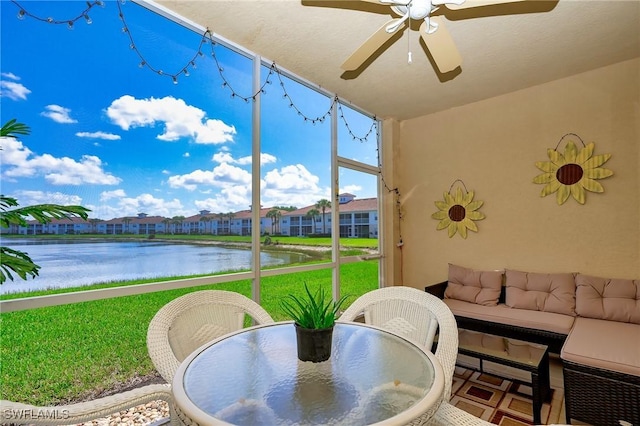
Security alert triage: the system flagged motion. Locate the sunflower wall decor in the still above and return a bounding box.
[431,180,485,239]
[533,133,613,205]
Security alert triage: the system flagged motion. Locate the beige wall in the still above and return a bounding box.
[391,58,639,289]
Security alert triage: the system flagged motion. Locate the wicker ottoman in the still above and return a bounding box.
[561,318,640,426]
[563,361,639,426]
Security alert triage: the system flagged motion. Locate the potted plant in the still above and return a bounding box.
[280,283,348,362]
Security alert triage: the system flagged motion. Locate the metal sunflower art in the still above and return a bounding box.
[533,134,613,205]
[432,185,485,239]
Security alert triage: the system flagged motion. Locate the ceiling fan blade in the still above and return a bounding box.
[341,19,403,71]
[444,0,527,10]
[419,17,462,73]
[353,0,411,4]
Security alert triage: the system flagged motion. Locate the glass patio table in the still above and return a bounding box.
[172,321,445,425]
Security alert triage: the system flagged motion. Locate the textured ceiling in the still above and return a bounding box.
[155,0,640,120]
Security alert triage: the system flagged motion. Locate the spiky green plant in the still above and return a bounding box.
[280,283,349,329]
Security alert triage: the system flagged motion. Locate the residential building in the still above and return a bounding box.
[10,196,378,237]
[284,194,378,238]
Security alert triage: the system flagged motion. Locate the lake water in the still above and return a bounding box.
[0,239,309,294]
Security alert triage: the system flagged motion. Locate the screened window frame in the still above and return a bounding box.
[0,0,384,313]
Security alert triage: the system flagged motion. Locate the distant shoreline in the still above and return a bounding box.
[1,234,375,254]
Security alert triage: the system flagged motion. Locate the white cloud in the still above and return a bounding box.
[261,164,328,207]
[339,184,362,194]
[106,95,236,144]
[212,152,235,164]
[76,131,121,140]
[0,77,31,101]
[167,163,251,191]
[41,105,77,124]
[0,137,120,186]
[246,153,277,166]
[169,153,327,211]
[1,72,20,80]
[120,193,185,215]
[183,152,190,158]
[11,190,83,206]
[212,151,276,166]
[90,193,187,219]
[262,164,320,191]
[100,189,126,201]
[194,186,252,213]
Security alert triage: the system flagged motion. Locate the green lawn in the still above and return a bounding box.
[0,261,378,405]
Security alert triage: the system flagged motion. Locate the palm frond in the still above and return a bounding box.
[0,202,90,228]
[0,247,41,284]
[1,119,30,138]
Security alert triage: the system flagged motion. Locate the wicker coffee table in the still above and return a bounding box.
[452,329,551,424]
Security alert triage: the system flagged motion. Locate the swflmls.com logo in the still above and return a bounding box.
[2,408,70,421]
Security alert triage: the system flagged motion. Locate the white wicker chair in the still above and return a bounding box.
[338,286,459,423]
[339,287,565,426]
[147,290,274,384]
[0,384,174,425]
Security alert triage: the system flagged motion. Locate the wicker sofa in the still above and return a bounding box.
[426,264,640,426]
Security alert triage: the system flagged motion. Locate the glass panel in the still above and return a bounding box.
[340,261,379,308]
[338,168,379,256]
[0,1,253,293]
[338,103,379,167]
[259,67,332,268]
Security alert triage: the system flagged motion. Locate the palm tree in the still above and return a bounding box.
[305,208,320,234]
[225,212,236,235]
[1,119,90,284]
[171,216,185,234]
[199,215,211,235]
[266,209,277,235]
[214,212,225,235]
[121,217,131,234]
[89,218,101,234]
[161,218,172,234]
[315,199,331,235]
[266,209,282,235]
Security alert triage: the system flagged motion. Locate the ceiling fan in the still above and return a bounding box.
[337,0,529,74]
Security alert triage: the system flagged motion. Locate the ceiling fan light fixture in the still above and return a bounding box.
[391,2,431,20]
[333,0,537,74]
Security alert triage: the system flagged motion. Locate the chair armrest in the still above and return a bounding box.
[425,281,448,299]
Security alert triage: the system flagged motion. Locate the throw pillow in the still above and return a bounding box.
[444,263,503,306]
[505,269,576,316]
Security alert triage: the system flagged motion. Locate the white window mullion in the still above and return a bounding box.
[251,55,262,304]
[331,100,340,302]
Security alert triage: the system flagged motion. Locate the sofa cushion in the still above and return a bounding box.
[443,298,575,335]
[561,317,640,376]
[444,264,502,306]
[505,270,576,316]
[575,274,640,324]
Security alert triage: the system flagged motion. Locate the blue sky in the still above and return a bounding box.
[0,0,379,220]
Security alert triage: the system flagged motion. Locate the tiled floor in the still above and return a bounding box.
[487,353,595,425]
